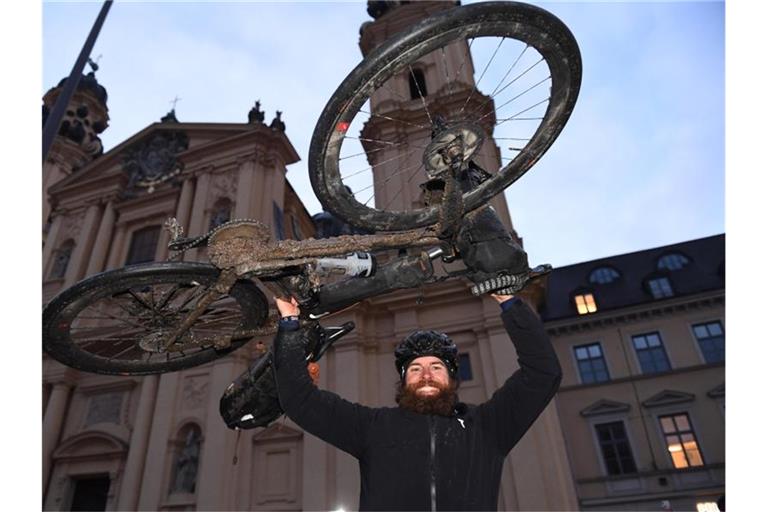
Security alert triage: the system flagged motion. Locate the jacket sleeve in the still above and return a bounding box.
[272,325,372,459]
[476,298,562,454]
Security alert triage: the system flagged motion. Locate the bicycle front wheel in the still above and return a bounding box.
[43,262,269,376]
[309,1,581,232]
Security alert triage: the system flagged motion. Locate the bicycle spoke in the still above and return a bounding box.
[495,98,549,127]
[358,109,428,130]
[383,162,426,211]
[457,37,505,117]
[487,44,530,99]
[474,75,551,123]
[408,64,433,126]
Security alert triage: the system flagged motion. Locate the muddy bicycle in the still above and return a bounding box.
[43,2,581,428]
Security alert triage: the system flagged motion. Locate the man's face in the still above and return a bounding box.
[404,356,450,397]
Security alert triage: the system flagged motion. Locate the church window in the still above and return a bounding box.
[589,266,620,284]
[409,68,428,100]
[209,198,232,230]
[126,225,161,265]
[657,252,690,271]
[50,239,74,279]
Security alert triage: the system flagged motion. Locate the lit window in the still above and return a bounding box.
[573,342,609,383]
[692,321,725,363]
[408,68,428,100]
[595,421,637,475]
[632,332,671,373]
[49,239,75,279]
[126,226,161,265]
[659,413,704,469]
[574,293,597,314]
[696,502,720,512]
[648,277,674,298]
[589,267,620,284]
[657,253,690,271]
[458,353,473,382]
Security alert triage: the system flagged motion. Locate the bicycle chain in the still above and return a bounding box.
[166,217,266,261]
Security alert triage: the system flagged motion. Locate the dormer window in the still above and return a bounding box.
[574,293,597,315]
[657,253,690,271]
[647,276,674,299]
[589,266,620,284]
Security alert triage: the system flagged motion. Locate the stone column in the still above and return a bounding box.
[42,381,73,492]
[137,372,180,510]
[234,158,257,219]
[116,375,160,511]
[64,203,101,287]
[185,173,211,262]
[85,201,116,276]
[196,357,246,510]
[42,215,64,274]
[105,223,128,270]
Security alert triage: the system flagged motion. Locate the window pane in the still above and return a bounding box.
[594,370,609,382]
[588,345,602,358]
[674,414,691,431]
[458,353,473,382]
[708,322,723,336]
[694,325,709,338]
[647,334,661,346]
[633,336,647,349]
[575,347,588,360]
[126,226,160,265]
[660,417,676,433]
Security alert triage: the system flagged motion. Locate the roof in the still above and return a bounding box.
[539,234,725,321]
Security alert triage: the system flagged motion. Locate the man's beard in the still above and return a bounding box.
[395,378,458,417]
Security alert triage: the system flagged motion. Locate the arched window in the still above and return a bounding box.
[209,198,232,230]
[657,252,690,271]
[49,239,75,279]
[408,68,428,100]
[589,266,621,284]
[169,424,202,495]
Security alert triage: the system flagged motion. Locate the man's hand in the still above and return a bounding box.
[490,293,514,304]
[275,296,300,318]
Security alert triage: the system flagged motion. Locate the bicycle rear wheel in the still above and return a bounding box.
[309,1,581,232]
[43,262,269,376]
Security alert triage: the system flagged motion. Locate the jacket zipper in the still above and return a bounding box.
[429,416,436,512]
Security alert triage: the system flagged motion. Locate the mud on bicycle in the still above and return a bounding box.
[43,1,581,430]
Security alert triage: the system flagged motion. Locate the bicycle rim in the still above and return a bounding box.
[42,263,268,375]
[309,1,581,232]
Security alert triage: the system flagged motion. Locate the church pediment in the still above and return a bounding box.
[580,399,631,417]
[52,430,128,461]
[707,382,725,398]
[251,423,303,443]
[642,389,695,408]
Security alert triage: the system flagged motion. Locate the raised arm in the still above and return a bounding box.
[272,297,372,459]
[477,295,562,454]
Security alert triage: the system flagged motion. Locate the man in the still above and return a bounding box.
[273,293,562,511]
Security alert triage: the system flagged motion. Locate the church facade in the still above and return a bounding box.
[42,2,577,510]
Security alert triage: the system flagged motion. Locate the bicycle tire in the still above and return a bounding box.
[309,1,581,231]
[43,262,269,376]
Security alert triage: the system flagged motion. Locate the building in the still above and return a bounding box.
[540,234,725,511]
[42,2,578,511]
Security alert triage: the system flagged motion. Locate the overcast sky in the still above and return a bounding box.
[42,0,724,269]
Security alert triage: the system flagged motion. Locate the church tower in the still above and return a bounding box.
[357,0,517,238]
[42,62,110,231]
[355,3,579,510]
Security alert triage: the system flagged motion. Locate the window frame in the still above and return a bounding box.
[125,225,162,266]
[630,331,672,374]
[657,252,691,271]
[589,266,621,285]
[573,292,598,315]
[647,276,675,299]
[592,419,639,476]
[690,320,725,364]
[572,341,611,384]
[656,412,706,469]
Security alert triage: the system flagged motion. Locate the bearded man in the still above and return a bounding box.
[272,293,561,511]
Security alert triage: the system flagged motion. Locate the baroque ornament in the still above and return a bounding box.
[121,130,189,194]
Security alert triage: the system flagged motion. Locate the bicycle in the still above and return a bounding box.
[42,1,581,429]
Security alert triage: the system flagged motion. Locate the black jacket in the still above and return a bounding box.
[273,298,562,511]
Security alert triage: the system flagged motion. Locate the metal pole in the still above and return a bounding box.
[42,0,113,163]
